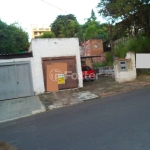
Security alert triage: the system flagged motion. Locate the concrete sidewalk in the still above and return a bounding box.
[39,75,150,111]
[0,96,46,123]
[1,75,150,123]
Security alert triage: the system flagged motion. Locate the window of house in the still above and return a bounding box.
[120,61,127,71]
[94,44,98,48]
[34,32,37,35]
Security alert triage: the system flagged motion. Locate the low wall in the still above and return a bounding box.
[95,66,114,76]
[114,51,136,83]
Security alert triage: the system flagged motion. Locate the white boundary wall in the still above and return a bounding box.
[114,51,137,83]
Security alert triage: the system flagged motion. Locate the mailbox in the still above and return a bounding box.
[119,61,127,71]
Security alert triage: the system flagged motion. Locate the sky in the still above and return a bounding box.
[0,0,106,40]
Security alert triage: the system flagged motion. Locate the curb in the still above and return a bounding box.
[32,99,46,115]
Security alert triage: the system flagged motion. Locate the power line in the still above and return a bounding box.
[41,0,68,14]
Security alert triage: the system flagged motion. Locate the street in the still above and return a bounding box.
[0,86,150,150]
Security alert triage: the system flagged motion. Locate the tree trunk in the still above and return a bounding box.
[109,24,115,60]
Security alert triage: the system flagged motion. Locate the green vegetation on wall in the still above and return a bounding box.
[113,36,150,75]
[114,36,150,58]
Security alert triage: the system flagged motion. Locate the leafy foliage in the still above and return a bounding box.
[50,10,109,43]
[51,14,80,38]
[97,0,150,20]
[93,62,107,68]
[114,36,150,58]
[36,31,55,38]
[84,21,108,40]
[90,9,97,21]
[93,51,113,68]
[105,51,113,66]
[76,9,109,42]
[97,0,150,37]
[0,20,29,54]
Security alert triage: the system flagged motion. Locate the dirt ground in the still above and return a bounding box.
[83,75,150,97]
[39,75,150,110]
[0,141,19,150]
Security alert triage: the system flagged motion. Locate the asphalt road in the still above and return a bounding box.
[0,86,150,150]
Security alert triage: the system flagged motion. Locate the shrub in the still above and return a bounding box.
[137,69,150,75]
[114,36,150,58]
[93,62,107,68]
[93,52,113,68]
[105,52,113,66]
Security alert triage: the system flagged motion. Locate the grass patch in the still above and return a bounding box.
[137,69,150,75]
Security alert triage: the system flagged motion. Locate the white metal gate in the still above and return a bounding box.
[0,62,34,100]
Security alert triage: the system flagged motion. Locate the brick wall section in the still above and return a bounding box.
[90,39,103,55]
[83,40,91,56]
[0,38,83,95]
[82,39,103,56]
[92,53,106,63]
[82,39,105,64]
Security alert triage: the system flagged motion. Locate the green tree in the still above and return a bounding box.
[91,9,97,21]
[51,14,80,38]
[0,20,29,54]
[84,21,108,40]
[97,0,150,37]
[37,31,55,38]
[76,10,109,42]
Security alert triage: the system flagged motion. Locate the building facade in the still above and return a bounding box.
[31,24,51,39]
[83,39,103,56]
[81,39,105,68]
[0,38,83,100]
